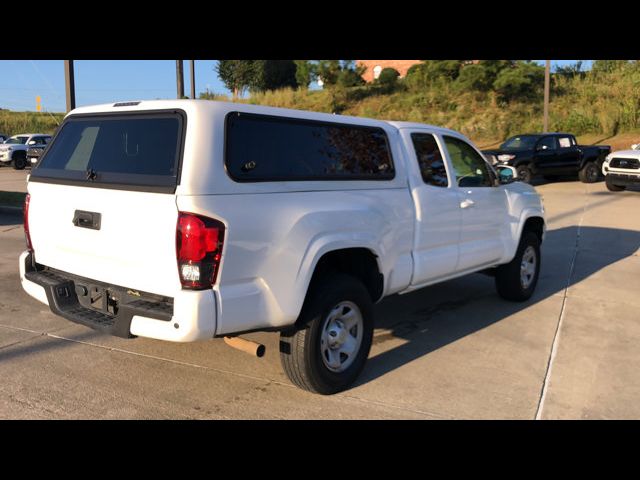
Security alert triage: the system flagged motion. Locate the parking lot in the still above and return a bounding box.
[0,168,638,419]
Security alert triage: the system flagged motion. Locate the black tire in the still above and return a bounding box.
[578,161,599,183]
[516,164,533,183]
[605,175,625,192]
[13,153,26,170]
[279,273,374,395]
[495,232,541,302]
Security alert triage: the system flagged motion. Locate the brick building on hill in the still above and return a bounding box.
[356,60,422,82]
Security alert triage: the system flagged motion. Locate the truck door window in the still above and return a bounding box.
[410,133,448,187]
[557,137,572,148]
[538,136,558,150]
[443,136,492,187]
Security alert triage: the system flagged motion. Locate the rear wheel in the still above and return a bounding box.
[516,164,533,183]
[579,161,599,183]
[605,175,626,192]
[280,273,373,395]
[13,153,26,170]
[495,232,541,302]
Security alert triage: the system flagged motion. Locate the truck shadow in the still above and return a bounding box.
[357,225,640,387]
[0,210,22,227]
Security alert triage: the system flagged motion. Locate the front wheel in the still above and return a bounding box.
[516,165,533,184]
[605,175,625,192]
[13,154,26,170]
[280,274,373,395]
[579,161,599,183]
[495,232,541,302]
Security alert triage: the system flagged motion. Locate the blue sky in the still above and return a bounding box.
[0,60,592,113]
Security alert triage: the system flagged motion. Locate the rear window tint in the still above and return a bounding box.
[32,112,183,191]
[225,112,394,181]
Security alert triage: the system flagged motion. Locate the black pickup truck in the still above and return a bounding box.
[483,133,611,183]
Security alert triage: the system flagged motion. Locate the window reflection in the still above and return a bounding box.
[411,133,448,187]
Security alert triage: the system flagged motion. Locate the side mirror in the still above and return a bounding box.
[497,165,517,184]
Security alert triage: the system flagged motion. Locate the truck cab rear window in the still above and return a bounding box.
[225,112,394,181]
[31,113,183,191]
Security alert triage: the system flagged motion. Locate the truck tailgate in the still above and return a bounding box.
[27,181,181,297]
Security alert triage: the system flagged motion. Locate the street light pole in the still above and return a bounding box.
[176,60,184,99]
[190,60,196,99]
[543,60,550,132]
[64,60,76,112]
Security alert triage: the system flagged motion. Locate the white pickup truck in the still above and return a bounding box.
[20,100,545,394]
[0,133,52,169]
[602,144,640,192]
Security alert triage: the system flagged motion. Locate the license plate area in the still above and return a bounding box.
[77,284,120,316]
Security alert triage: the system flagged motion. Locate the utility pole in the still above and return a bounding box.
[189,60,196,99]
[64,60,76,112]
[176,60,184,99]
[543,60,550,132]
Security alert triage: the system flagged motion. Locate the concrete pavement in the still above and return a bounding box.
[0,171,638,419]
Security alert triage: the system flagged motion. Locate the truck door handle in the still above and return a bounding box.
[460,199,475,209]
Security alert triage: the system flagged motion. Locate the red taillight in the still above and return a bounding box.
[24,193,33,252]
[176,212,225,289]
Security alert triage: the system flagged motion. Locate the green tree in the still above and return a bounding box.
[493,61,545,101]
[317,60,364,88]
[477,60,514,82]
[377,67,400,86]
[592,60,628,74]
[252,60,298,92]
[294,60,316,90]
[216,60,259,98]
[404,60,463,90]
[555,61,584,78]
[455,64,491,91]
[316,60,342,86]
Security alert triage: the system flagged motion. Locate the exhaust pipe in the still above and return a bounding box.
[224,336,265,358]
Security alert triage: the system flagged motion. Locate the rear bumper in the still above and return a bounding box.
[19,250,217,342]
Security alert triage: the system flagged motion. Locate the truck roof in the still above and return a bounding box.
[66,99,463,137]
[510,132,575,138]
[68,99,394,129]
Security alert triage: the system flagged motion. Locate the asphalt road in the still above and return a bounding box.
[1,171,639,419]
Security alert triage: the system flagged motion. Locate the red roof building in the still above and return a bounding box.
[356,60,422,82]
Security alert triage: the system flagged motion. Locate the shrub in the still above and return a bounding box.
[455,64,491,91]
[493,62,544,101]
[378,68,400,85]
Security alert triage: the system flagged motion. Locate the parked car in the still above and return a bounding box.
[26,147,44,167]
[19,100,545,394]
[0,133,51,170]
[483,133,611,184]
[602,149,640,192]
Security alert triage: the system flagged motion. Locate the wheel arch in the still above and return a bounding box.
[304,247,384,307]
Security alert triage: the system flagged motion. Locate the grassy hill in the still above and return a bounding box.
[0,110,64,136]
[203,62,640,149]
